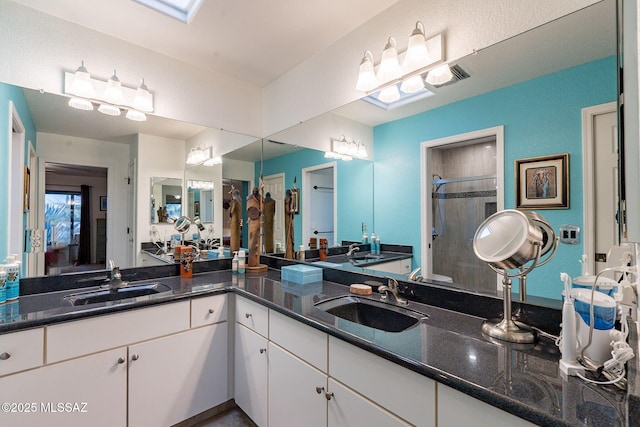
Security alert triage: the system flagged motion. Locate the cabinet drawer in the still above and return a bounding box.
[270,309,327,372]
[329,336,435,427]
[47,301,190,363]
[0,328,44,377]
[235,296,268,338]
[191,294,227,327]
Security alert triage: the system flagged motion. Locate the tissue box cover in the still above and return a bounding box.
[281,265,323,284]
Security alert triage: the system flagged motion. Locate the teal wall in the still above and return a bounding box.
[0,83,36,262]
[261,149,374,249]
[373,56,617,300]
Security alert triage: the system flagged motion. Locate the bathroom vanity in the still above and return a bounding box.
[0,260,632,427]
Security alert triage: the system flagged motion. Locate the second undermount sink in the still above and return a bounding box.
[314,295,428,332]
[63,282,173,306]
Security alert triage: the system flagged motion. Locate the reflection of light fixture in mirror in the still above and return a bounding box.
[330,136,367,160]
[126,109,147,121]
[188,180,214,190]
[98,103,121,116]
[378,85,401,103]
[355,50,378,92]
[203,156,222,166]
[425,64,454,86]
[186,146,212,165]
[473,210,558,343]
[399,74,425,94]
[377,37,402,83]
[68,97,94,111]
[403,22,430,70]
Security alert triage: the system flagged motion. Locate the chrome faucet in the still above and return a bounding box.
[408,267,422,282]
[106,260,124,290]
[378,277,408,305]
[346,243,360,257]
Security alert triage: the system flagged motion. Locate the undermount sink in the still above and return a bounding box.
[314,295,427,332]
[324,253,384,265]
[63,282,173,306]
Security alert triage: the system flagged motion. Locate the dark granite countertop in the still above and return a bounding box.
[1,264,631,426]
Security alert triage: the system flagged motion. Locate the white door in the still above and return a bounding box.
[593,109,619,269]
[264,173,285,250]
[303,164,336,248]
[127,160,136,268]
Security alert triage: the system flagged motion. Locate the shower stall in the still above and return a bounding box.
[430,139,498,291]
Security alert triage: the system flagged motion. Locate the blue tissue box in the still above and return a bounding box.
[281,281,323,296]
[281,265,323,284]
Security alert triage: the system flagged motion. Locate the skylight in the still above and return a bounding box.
[132,0,203,23]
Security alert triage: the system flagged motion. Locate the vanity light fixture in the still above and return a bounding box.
[327,136,367,160]
[377,37,402,83]
[186,146,212,165]
[356,26,444,107]
[425,64,454,86]
[403,22,430,70]
[355,50,378,92]
[64,62,154,122]
[203,156,222,167]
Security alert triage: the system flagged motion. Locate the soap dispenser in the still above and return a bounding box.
[238,250,246,274]
[232,252,239,274]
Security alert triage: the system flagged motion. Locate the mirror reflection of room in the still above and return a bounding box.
[44,163,107,274]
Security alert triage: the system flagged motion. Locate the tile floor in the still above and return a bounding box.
[193,407,256,427]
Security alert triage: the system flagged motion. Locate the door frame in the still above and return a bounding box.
[420,126,504,285]
[263,172,285,251]
[8,101,25,263]
[582,101,617,275]
[301,162,337,249]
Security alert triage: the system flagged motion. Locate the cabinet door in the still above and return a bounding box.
[327,379,410,427]
[269,343,326,427]
[128,324,228,427]
[0,347,127,427]
[438,384,536,427]
[234,323,268,427]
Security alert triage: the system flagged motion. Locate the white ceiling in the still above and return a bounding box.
[10,0,401,88]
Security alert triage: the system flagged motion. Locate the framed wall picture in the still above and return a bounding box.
[100,196,108,211]
[515,153,568,209]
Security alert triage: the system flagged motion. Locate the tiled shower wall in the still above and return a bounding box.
[431,140,498,292]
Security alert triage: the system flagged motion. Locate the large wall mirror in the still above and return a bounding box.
[260,0,617,306]
[1,0,619,310]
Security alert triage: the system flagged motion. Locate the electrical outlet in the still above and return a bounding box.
[559,224,580,244]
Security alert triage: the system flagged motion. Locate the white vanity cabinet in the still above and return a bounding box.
[328,336,435,427]
[368,258,412,275]
[0,327,44,376]
[128,322,228,427]
[0,347,127,427]
[234,296,269,427]
[0,294,229,427]
[437,384,536,427]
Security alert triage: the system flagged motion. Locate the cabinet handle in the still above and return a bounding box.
[117,357,126,364]
[325,391,334,401]
[131,354,140,361]
[315,386,324,394]
[259,348,266,354]
[0,352,10,361]
[245,313,252,318]
[208,308,215,314]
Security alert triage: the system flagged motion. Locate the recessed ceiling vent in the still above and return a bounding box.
[432,64,470,88]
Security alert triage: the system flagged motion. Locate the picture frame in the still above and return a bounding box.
[516,153,568,209]
[100,196,108,211]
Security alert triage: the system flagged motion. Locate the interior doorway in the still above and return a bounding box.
[582,102,620,273]
[421,126,504,290]
[44,163,107,274]
[302,163,336,249]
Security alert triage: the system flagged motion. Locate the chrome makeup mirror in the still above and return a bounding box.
[473,210,558,343]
